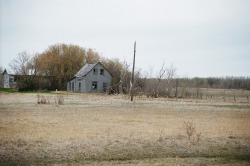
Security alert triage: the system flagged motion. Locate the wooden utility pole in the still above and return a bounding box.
[131,41,136,101]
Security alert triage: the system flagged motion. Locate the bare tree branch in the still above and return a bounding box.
[9,51,30,75]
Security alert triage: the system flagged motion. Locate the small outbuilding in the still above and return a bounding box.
[67,62,112,93]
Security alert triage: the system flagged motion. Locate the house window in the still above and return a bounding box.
[92,81,97,90]
[79,82,81,91]
[69,82,71,91]
[72,82,74,91]
[9,77,14,83]
[100,69,104,75]
[93,68,97,75]
[14,76,18,82]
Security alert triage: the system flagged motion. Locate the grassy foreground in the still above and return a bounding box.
[0,92,250,165]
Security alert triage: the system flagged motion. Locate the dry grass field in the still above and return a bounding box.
[0,91,250,165]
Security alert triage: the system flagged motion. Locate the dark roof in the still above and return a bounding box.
[75,63,98,77]
[68,62,112,82]
[2,69,8,75]
[2,69,15,76]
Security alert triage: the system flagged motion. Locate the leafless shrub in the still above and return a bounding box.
[53,95,64,106]
[184,121,196,140]
[190,132,202,145]
[40,96,47,104]
[184,121,202,145]
[37,94,64,106]
[157,130,164,142]
[57,95,64,105]
[37,94,49,104]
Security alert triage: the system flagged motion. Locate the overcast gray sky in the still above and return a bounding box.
[1,0,250,77]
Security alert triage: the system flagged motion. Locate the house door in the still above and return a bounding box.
[103,82,107,93]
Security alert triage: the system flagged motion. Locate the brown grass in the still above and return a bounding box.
[0,92,250,165]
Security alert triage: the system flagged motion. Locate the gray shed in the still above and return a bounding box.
[67,62,112,93]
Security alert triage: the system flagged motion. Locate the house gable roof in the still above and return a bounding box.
[68,62,112,82]
[74,62,112,78]
[2,69,15,76]
[75,63,98,77]
[2,69,8,75]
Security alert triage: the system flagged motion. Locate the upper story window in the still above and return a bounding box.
[93,68,97,75]
[100,69,104,75]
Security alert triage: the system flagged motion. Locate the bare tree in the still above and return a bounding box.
[9,51,40,90]
[85,48,100,64]
[155,62,167,98]
[174,77,179,98]
[144,67,155,97]
[101,58,131,94]
[142,63,176,98]
[165,64,176,98]
[119,60,130,94]
[179,77,190,98]
[9,51,31,75]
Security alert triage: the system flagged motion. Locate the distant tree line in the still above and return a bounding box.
[5,43,250,94]
[205,77,250,89]
[132,63,250,98]
[133,77,250,99]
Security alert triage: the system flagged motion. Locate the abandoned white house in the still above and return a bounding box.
[2,69,18,88]
[2,69,52,90]
[67,62,112,93]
